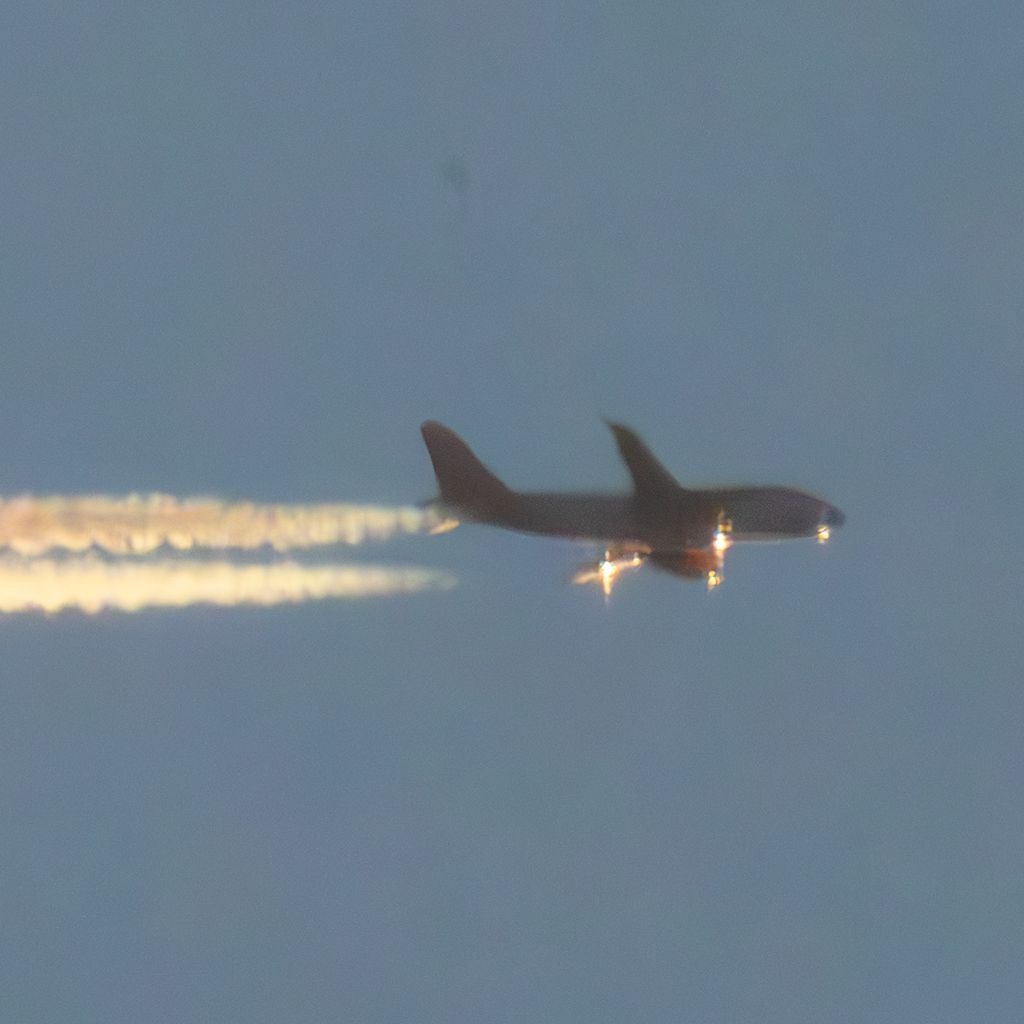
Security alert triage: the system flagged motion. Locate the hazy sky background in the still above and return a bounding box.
[2,3,1022,1021]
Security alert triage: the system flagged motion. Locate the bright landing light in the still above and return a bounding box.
[572,551,643,599]
[712,514,733,554]
[598,552,643,599]
[712,530,732,554]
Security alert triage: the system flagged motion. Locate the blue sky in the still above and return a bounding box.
[2,4,1022,1021]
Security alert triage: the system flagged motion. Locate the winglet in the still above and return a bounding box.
[605,422,682,495]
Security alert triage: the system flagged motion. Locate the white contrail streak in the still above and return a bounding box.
[0,495,439,556]
[0,556,455,614]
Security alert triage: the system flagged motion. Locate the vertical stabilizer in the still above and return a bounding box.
[420,422,513,517]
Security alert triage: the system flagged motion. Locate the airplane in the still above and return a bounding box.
[420,420,844,595]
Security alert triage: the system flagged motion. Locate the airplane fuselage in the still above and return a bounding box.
[465,485,837,549]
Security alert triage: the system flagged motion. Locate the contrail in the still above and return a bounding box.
[0,495,441,556]
[0,556,455,614]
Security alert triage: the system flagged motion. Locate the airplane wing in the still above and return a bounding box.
[605,423,682,495]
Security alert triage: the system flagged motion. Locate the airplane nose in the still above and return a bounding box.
[822,505,846,529]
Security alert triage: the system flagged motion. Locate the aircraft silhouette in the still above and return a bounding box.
[421,420,844,593]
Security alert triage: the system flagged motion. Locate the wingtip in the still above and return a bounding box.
[604,421,643,448]
[421,420,449,441]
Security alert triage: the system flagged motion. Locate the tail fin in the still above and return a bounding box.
[421,421,513,517]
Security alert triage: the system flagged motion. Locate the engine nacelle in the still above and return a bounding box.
[647,548,724,583]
